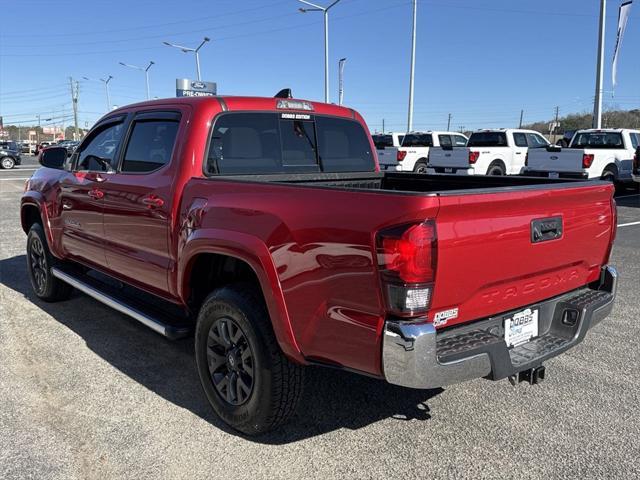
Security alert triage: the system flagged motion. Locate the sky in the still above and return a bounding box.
[0,0,639,134]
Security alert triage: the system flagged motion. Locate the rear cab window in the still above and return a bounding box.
[372,134,393,149]
[468,131,508,147]
[572,132,625,149]
[401,134,433,147]
[205,112,375,175]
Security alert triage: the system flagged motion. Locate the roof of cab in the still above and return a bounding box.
[109,95,358,119]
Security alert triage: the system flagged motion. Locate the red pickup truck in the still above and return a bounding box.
[21,95,618,435]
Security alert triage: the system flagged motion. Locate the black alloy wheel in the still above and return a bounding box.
[207,317,255,406]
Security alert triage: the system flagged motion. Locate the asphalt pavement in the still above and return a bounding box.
[1,160,639,479]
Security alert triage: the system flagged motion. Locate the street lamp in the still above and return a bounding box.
[163,37,210,81]
[298,0,342,103]
[119,61,155,100]
[83,75,113,112]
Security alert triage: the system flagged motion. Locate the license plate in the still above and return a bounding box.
[504,308,539,347]
[444,168,453,173]
[549,172,560,179]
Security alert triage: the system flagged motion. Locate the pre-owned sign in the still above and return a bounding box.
[176,78,216,97]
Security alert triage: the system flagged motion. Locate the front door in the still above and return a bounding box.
[101,111,182,295]
[59,118,126,269]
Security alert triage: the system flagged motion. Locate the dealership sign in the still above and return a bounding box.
[176,78,216,97]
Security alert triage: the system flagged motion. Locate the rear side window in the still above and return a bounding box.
[206,113,374,175]
[513,132,528,147]
[572,132,624,149]
[438,135,452,147]
[468,132,508,147]
[402,134,433,147]
[121,120,179,173]
[372,134,393,149]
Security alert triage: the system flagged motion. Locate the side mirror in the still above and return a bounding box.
[39,147,67,169]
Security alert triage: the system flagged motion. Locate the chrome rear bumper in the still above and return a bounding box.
[382,266,617,389]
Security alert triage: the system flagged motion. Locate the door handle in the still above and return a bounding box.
[88,189,104,199]
[141,195,164,208]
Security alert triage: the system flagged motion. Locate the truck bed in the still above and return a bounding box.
[214,171,581,194]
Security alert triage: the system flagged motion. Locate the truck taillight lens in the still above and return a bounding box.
[397,150,407,162]
[633,150,639,173]
[469,151,480,164]
[376,221,437,317]
[605,197,617,264]
[582,153,594,168]
[524,152,529,166]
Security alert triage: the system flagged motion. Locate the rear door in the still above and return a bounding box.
[431,183,615,328]
[101,110,182,294]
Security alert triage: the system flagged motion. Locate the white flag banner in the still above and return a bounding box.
[612,1,633,89]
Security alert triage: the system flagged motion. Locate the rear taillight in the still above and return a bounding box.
[633,149,639,173]
[397,150,407,162]
[376,221,437,317]
[582,153,594,168]
[525,152,529,166]
[469,150,480,164]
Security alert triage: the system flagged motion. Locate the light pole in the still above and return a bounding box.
[592,0,606,129]
[119,61,155,100]
[83,75,113,112]
[338,57,346,105]
[407,0,417,132]
[163,37,210,81]
[298,0,342,103]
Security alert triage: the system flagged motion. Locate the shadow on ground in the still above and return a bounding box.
[0,254,442,444]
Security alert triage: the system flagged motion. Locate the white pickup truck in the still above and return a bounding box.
[427,129,549,176]
[374,131,467,173]
[524,129,640,187]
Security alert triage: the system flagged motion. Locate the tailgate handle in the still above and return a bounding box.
[531,217,563,243]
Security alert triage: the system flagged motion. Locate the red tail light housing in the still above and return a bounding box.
[633,149,639,173]
[376,221,437,317]
[397,150,407,162]
[469,150,480,164]
[605,197,617,264]
[582,153,594,168]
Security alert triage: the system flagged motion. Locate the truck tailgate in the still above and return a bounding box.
[527,148,584,172]
[428,147,469,168]
[377,147,398,168]
[430,182,614,328]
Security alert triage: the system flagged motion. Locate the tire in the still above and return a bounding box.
[1,156,15,169]
[26,223,73,302]
[195,284,304,435]
[601,166,624,194]
[486,161,506,176]
[413,160,429,174]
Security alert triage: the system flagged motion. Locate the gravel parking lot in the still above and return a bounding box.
[1,159,639,479]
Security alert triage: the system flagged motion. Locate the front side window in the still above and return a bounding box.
[629,133,639,149]
[513,132,528,147]
[526,133,549,148]
[121,120,179,173]
[76,122,124,172]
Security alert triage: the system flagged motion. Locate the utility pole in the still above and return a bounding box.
[69,77,79,140]
[447,113,452,131]
[382,118,385,133]
[551,106,560,143]
[36,114,40,143]
[593,0,606,128]
[519,109,524,128]
[407,0,417,132]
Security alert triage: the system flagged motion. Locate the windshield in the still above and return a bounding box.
[571,132,624,149]
[468,132,508,147]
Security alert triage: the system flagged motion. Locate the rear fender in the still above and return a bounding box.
[178,229,304,363]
